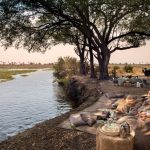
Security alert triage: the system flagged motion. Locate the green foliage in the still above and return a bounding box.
[123,65,133,73]
[53,56,79,79]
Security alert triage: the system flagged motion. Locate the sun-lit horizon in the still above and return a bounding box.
[0,43,150,64]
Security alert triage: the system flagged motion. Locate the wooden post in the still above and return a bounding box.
[96,127,135,150]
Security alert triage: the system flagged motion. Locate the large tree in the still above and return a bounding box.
[0,0,150,79]
[51,28,88,76]
[53,28,97,78]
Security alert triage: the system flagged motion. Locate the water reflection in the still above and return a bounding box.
[0,70,72,142]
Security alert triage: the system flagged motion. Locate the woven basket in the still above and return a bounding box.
[96,127,135,150]
[100,124,120,136]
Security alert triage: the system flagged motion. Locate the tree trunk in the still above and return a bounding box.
[97,51,110,80]
[89,40,96,78]
[80,59,86,75]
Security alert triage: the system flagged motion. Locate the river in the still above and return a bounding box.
[0,70,72,142]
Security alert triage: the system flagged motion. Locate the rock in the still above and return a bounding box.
[105,93,125,99]
[80,113,97,126]
[69,114,86,127]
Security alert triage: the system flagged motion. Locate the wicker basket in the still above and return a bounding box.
[100,124,120,136]
[96,127,135,150]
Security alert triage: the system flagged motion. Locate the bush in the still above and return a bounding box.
[57,78,70,88]
[113,65,120,71]
[53,57,65,77]
[123,65,133,73]
[53,56,79,79]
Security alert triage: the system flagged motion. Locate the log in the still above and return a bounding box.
[96,127,135,150]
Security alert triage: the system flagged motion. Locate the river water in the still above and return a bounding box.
[0,70,72,142]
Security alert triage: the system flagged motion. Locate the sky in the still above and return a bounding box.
[0,43,150,64]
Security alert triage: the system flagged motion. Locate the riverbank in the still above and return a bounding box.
[0,76,149,150]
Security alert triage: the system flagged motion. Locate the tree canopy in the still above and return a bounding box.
[0,0,150,79]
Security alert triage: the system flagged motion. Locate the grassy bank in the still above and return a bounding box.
[0,69,37,82]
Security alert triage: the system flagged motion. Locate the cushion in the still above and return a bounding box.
[69,114,86,127]
[80,113,97,126]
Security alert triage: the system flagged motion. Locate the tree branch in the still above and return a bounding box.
[110,45,137,53]
[105,8,136,42]
[108,31,150,44]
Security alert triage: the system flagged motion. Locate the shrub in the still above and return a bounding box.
[123,65,133,73]
[113,65,120,71]
[57,78,70,88]
[53,56,79,79]
[53,57,65,76]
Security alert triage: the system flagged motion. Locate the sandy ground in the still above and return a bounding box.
[0,77,149,150]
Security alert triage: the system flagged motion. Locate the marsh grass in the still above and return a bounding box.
[0,69,37,81]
